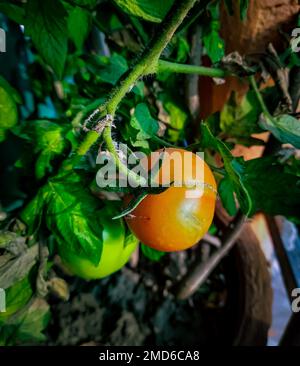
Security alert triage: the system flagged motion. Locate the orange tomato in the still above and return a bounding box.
[125,148,217,252]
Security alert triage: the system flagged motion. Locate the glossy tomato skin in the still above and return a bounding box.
[59,214,138,280]
[125,148,217,252]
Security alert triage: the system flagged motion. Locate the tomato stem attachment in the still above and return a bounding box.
[103,125,147,186]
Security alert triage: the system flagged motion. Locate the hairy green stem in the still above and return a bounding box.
[74,0,199,183]
[103,0,199,117]
[77,131,99,156]
[158,60,227,78]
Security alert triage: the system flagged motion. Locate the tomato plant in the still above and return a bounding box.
[0,0,299,345]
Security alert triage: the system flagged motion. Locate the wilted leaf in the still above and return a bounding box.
[0,298,50,345]
[0,231,18,249]
[0,231,26,255]
[0,275,33,321]
[48,277,70,301]
[0,245,38,289]
[218,52,256,76]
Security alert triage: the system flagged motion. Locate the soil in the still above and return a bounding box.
[46,248,227,346]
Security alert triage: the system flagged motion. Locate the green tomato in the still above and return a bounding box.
[59,214,139,280]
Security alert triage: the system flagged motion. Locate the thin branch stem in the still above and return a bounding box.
[152,135,177,148]
[249,75,273,119]
[158,59,226,78]
[185,24,202,121]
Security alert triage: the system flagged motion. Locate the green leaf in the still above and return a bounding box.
[141,244,165,262]
[113,0,174,23]
[20,187,49,234]
[259,114,300,149]
[95,9,124,33]
[112,192,148,220]
[218,176,238,216]
[0,1,25,24]
[220,91,262,137]
[208,223,217,235]
[130,103,159,140]
[90,53,128,85]
[159,92,188,142]
[0,76,22,104]
[203,3,224,63]
[203,23,225,63]
[25,0,68,79]
[14,120,69,179]
[113,182,172,219]
[0,298,50,345]
[176,36,190,63]
[241,157,300,219]
[45,176,104,265]
[201,123,253,216]
[68,6,91,51]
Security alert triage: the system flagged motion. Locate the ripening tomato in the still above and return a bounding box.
[125,148,217,252]
[58,209,138,280]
